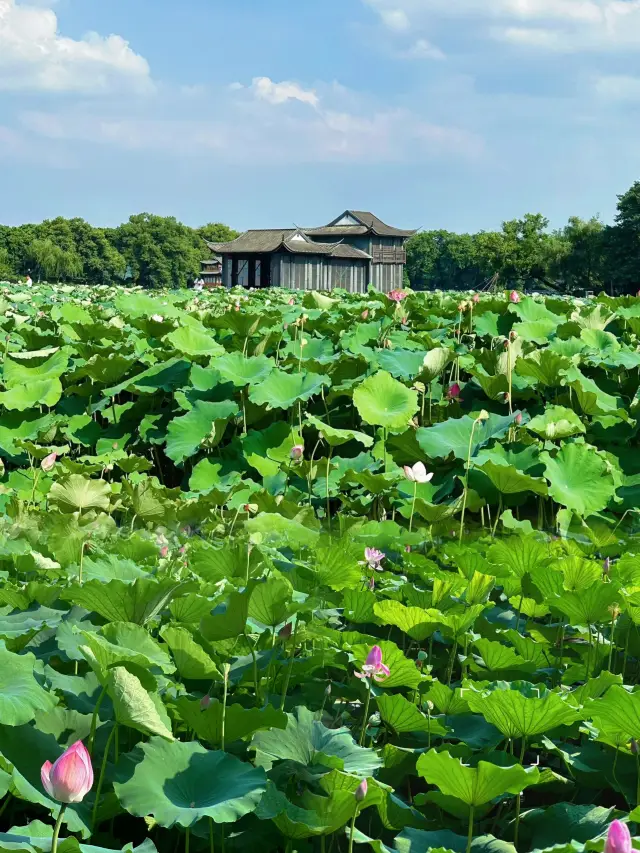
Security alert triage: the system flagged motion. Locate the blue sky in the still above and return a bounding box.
[2,0,640,234]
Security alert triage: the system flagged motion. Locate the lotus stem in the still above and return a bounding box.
[348,807,360,853]
[409,481,417,533]
[221,663,230,752]
[459,420,479,545]
[466,805,474,853]
[209,818,215,853]
[185,828,190,853]
[88,685,108,756]
[359,679,372,746]
[280,619,299,711]
[51,804,67,853]
[91,723,117,832]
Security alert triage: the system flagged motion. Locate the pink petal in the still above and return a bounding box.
[366,645,383,669]
[379,664,391,677]
[40,761,54,797]
[605,821,632,853]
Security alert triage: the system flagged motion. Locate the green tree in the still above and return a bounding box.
[552,216,604,293]
[602,182,640,294]
[197,223,239,244]
[114,214,203,289]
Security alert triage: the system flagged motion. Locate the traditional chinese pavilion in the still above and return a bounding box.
[203,210,416,293]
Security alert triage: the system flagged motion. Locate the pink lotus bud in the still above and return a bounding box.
[361,309,369,320]
[509,291,520,304]
[448,382,461,401]
[402,316,408,324]
[288,298,295,305]
[41,740,93,804]
[514,413,523,426]
[279,621,293,640]
[473,294,480,304]
[200,695,212,710]
[290,444,304,461]
[41,452,57,473]
[160,545,169,558]
[604,821,632,853]
[355,779,368,802]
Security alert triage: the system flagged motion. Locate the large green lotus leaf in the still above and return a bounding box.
[107,666,174,740]
[240,422,302,477]
[212,352,274,386]
[487,535,550,579]
[416,749,539,807]
[200,587,252,642]
[252,706,382,776]
[0,378,63,411]
[475,459,548,496]
[375,349,426,380]
[471,639,533,677]
[590,686,640,740]
[524,803,613,850]
[114,292,184,320]
[377,694,447,736]
[48,475,111,512]
[175,697,287,747]
[428,683,470,716]
[103,358,191,397]
[2,350,68,388]
[313,540,366,591]
[305,414,373,448]
[416,412,521,461]
[283,337,336,364]
[515,349,571,388]
[510,300,561,325]
[420,347,454,382]
[160,626,220,680]
[164,325,225,358]
[541,443,616,516]
[256,781,355,840]
[248,577,293,627]
[188,459,242,495]
[547,581,622,625]
[248,369,329,410]
[0,642,57,725]
[526,405,585,439]
[373,600,443,642]
[353,371,418,430]
[165,400,237,464]
[464,682,581,738]
[244,512,319,548]
[563,366,622,416]
[513,320,558,344]
[350,640,422,689]
[395,829,516,853]
[62,578,186,625]
[114,737,266,827]
[96,622,173,672]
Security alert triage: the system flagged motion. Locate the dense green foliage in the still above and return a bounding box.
[0,282,639,853]
[408,182,640,294]
[0,216,238,288]
[4,179,640,293]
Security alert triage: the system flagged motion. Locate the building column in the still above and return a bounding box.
[248,258,256,289]
[231,257,238,287]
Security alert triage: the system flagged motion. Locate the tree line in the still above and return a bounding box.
[405,181,640,295]
[0,215,238,289]
[3,179,640,292]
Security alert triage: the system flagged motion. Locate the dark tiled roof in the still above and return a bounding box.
[304,224,370,237]
[283,239,370,259]
[207,231,371,260]
[345,210,417,237]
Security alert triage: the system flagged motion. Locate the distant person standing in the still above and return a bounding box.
[194,276,204,292]
[25,272,33,286]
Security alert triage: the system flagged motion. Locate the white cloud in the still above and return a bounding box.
[402,38,445,60]
[248,76,319,107]
[364,0,640,52]
[379,8,410,31]
[0,0,151,93]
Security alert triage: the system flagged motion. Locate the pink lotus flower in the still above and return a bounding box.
[288,297,295,305]
[514,413,523,426]
[361,309,369,320]
[388,289,407,303]
[290,444,304,461]
[41,452,57,473]
[355,779,368,802]
[509,291,520,304]
[362,547,385,571]
[472,294,480,304]
[403,462,433,484]
[355,645,390,682]
[447,382,462,402]
[160,545,169,558]
[41,740,93,804]
[605,821,631,853]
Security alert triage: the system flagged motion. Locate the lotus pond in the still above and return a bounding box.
[1,282,640,853]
